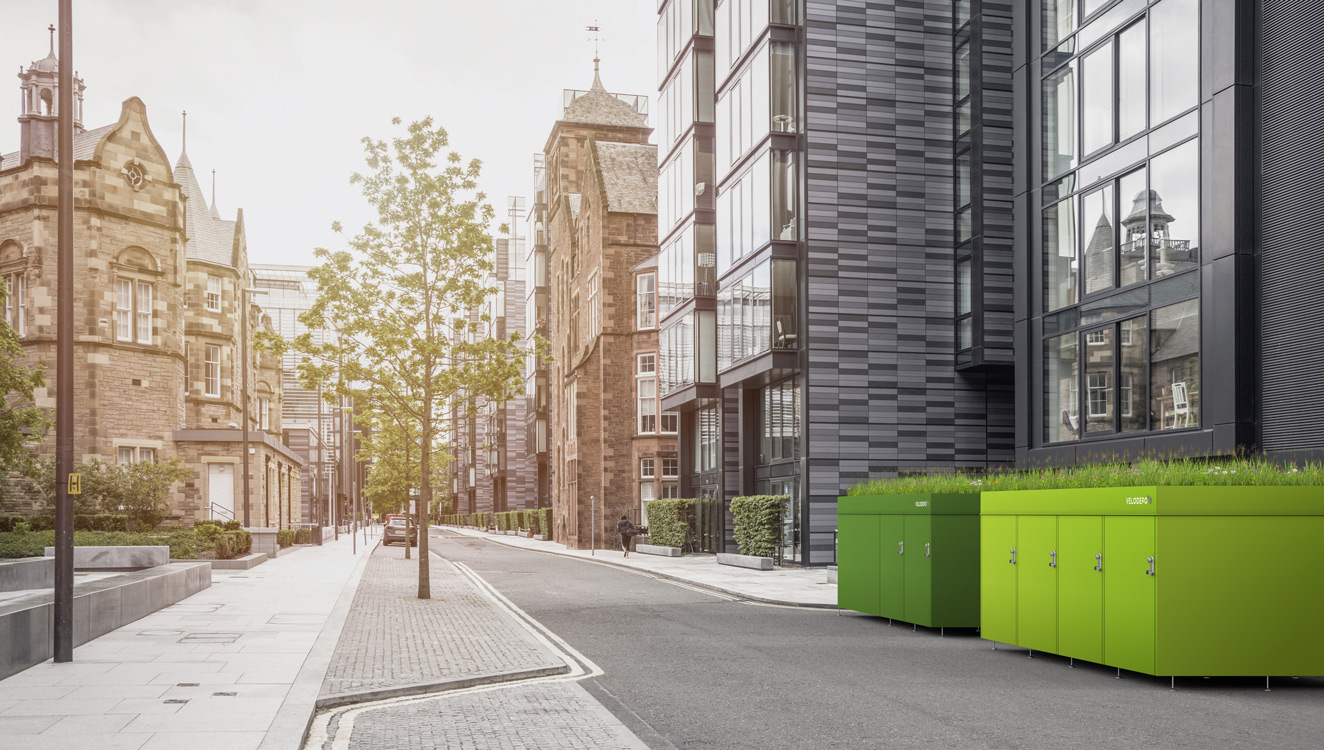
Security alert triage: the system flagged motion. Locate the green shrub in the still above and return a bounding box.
[13,520,32,534]
[222,520,242,531]
[0,530,53,558]
[194,523,221,543]
[644,498,696,550]
[214,533,237,560]
[28,515,55,531]
[730,495,788,558]
[236,529,252,555]
[294,528,311,544]
[276,529,295,548]
[848,456,1324,496]
[538,507,552,536]
[0,516,19,532]
[73,514,130,532]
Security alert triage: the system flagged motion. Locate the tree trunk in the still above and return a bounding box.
[403,434,411,560]
[417,392,432,599]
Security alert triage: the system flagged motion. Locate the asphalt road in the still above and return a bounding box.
[431,531,1324,750]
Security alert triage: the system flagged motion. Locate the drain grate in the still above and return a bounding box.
[212,691,237,697]
[164,699,189,704]
[178,632,241,644]
[176,683,198,687]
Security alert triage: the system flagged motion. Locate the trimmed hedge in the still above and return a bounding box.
[643,498,696,550]
[276,529,295,549]
[0,514,130,533]
[730,495,788,558]
[538,508,552,536]
[0,529,215,560]
[295,528,311,544]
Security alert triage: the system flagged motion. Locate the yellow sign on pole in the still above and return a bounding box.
[67,473,81,495]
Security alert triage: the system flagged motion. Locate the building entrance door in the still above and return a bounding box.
[695,485,722,553]
[209,464,235,522]
[770,478,799,564]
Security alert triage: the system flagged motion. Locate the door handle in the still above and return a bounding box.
[1146,556,1155,576]
[1049,550,1057,568]
[1009,547,1016,564]
[924,542,931,557]
[1094,552,1102,572]
[898,541,904,555]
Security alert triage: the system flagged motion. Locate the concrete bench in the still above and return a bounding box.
[0,557,54,592]
[717,552,774,571]
[44,545,168,570]
[636,544,683,557]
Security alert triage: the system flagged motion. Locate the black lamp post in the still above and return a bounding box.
[53,0,75,663]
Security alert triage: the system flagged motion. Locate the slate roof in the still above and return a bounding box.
[0,123,116,170]
[175,152,237,268]
[593,142,658,215]
[562,70,648,129]
[631,253,659,272]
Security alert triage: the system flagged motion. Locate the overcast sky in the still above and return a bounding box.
[0,0,656,266]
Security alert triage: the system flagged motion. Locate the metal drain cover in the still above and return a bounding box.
[178,632,241,644]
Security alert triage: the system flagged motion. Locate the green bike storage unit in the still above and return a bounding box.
[837,494,981,628]
[980,486,1324,677]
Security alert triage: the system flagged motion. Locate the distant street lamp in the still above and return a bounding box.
[240,285,267,528]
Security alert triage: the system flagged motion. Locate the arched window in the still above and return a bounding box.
[39,89,52,116]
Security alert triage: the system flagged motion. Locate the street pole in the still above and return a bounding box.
[590,494,595,556]
[239,286,265,529]
[53,0,75,664]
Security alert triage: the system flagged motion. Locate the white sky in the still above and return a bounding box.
[0,0,657,265]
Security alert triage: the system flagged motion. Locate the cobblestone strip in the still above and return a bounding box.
[320,543,565,698]
[342,681,649,750]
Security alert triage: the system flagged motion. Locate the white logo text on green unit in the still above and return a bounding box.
[916,501,928,507]
[1125,496,1152,505]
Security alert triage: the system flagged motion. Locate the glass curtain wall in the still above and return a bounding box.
[717,259,796,370]
[1038,0,1202,445]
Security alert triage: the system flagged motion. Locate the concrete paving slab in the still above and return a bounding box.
[0,533,375,750]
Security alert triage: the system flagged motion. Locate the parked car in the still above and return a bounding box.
[383,516,417,547]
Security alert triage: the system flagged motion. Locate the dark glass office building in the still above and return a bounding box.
[655,0,1324,566]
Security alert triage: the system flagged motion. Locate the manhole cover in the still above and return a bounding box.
[178,632,241,644]
[166,603,223,614]
[267,613,324,625]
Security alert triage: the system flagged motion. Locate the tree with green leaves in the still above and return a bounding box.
[0,279,51,508]
[27,455,193,530]
[264,118,528,598]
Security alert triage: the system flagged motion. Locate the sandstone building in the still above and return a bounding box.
[0,46,301,526]
[542,63,676,549]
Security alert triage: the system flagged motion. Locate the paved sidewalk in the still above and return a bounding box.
[319,543,564,704]
[310,543,647,749]
[337,681,647,750]
[439,526,837,607]
[0,533,372,750]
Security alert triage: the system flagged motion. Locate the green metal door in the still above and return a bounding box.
[1016,515,1058,653]
[879,514,905,620]
[1057,515,1103,664]
[903,515,933,626]
[1103,515,1156,674]
[980,515,1017,644]
[837,514,880,615]
[1155,515,1324,676]
[930,515,981,627]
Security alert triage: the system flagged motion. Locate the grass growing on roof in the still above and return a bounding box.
[847,456,1324,496]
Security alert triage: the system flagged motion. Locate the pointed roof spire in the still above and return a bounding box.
[175,110,193,170]
[209,169,220,218]
[587,22,605,91]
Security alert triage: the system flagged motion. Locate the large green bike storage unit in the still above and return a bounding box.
[837,494,980,627]
[980,486,1324,677]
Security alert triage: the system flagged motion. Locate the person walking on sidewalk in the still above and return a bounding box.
[617,515,638,558]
